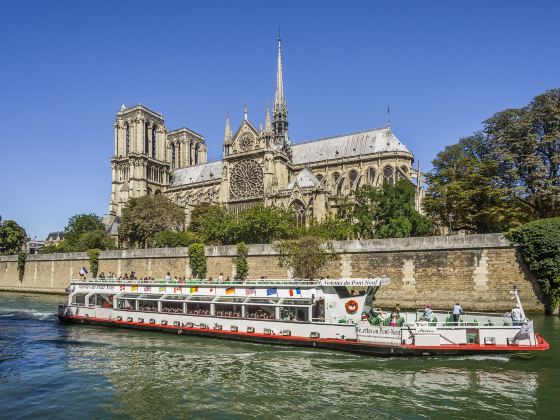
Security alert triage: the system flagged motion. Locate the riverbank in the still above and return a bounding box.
[0,234,547,312]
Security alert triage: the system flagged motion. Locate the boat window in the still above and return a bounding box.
[117,298,137,311]
[215,296,247,303]
[120,293,140,299]
[71,293,87,306]
[246,305,275,320]
[246,297,280,305]
[280,298,312,306]
[333,286,366,298]
[138,300,158,312]
[161,300,183,314]
[186,302,211,315]
[280,306,309,322]
[215,304,242,317]
[187,295,215,302]
[162,294,187,301]
[138,294,163,300]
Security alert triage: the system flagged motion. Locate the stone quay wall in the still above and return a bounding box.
[0,234,546,312]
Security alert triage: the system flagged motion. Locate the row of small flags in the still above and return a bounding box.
[121,285,302,297]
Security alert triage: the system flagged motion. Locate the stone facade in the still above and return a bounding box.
[0,234,546,312]
[106,37,421,231]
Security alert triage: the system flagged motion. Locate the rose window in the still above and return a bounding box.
[229,159,264,199]
[239,134,254,152]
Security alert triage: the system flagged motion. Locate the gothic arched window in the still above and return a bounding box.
[367,167,376,185]
[144,123,149,155]
[189,140,193,165]
[331,172,340,193]
[171,143,176,169]
[349,170,359,191]
[125,124,130,155]
[194,143,199,165]
[383,166,395,185]
[177,143,181,168]
[290,200,306,228]
[152,126,157,159]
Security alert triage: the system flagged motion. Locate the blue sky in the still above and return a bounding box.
[1,0,558,239]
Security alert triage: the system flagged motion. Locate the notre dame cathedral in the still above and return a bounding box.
[107,37,420,234]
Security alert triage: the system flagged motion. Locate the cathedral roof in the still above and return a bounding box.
[286,167,321,190]
[169,161,223,187]
[291,127,411,165]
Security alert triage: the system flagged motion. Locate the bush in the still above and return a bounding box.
[151,231,201,248]
[188,243,207,279]
[274,236,335,280]
[88,249,101,278]
[506,218,560,311]
[17,253,26,282]
[236,242,249,279]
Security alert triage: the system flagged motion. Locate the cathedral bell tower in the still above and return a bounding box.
[108,104,169,219]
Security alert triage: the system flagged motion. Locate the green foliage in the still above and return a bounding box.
[0,218,27,255]
[151,230,202,248]
[189,204,296,245]
[87,249,100,278]
[424,133,528,233]
[236,242,249,279]
[38,244,62,254]
[119,195,185,248]
[339,180,432,239]
[17,252,26,282]
[275,236,335,280]
[188,243,207,278]
[305,217,353,240]
[426,89,560,233]
[61,213,115,252]
[506,218,560,311]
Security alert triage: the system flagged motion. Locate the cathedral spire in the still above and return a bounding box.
[274,35,285,111]
[244,104,248,121]
[224,112,232,143]
[272,34,289,147]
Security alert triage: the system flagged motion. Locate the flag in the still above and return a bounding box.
[289,288,302,297]
[144,286,151,292]
[190,286,198,293]
[245,287,256,296]
[131,285,138,292]
[79,267,88,276]
[119,285,125,291]
[295,288,301,296]
[289,289,294,297]
[174,286,182,293]
[226,287,235,295]
[159,286,166,293]
[266,287,277,296]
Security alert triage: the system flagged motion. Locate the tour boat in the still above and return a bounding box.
[58,277,549,356]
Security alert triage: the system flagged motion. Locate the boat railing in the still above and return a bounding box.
[413,309,515,327]
[73,278,319,286]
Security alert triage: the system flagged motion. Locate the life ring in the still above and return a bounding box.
[345,299,359,314]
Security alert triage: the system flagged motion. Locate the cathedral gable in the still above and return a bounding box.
[231,121,261,154]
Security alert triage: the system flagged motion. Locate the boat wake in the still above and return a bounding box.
[0,308,56,321]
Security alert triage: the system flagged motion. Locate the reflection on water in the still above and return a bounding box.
[0,292,558,419]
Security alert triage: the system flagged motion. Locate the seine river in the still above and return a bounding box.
[0,292,558,419]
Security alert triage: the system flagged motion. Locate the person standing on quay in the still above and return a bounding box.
[452,302,463,324]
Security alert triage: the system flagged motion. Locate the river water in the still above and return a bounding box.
[0,292,558,419]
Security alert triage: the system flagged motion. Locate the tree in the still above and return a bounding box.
[485,89,560,219]
[424,134,527,233]
[119,195,185,248]
[506,218,560,312]
[236,242,249,279]
[339,180,432,239]
[151,230,201,248]
[305,217,353,240]
[0,219,27,255]
[223,206,296,244]
[188,243,207,278]
[59,213,114,252]
[275,236,335,280]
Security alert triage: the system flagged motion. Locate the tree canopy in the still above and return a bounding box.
[338,180,432,239]
[119,195,185,248]
[0,217,27,255]
[61,213,115,252]
[425,89,560,233]
[275,236,335,280]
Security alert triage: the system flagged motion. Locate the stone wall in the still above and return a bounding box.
[0,234,546,312]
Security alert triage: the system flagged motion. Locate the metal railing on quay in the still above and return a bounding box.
[73,278,319,286]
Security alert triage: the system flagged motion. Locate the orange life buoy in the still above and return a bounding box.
[345,299,358,314]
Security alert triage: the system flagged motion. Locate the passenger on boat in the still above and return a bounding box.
[394,304,401,314]
[165,272,171,283]
[511,304,523,326]
[218,273,224,282]
[423,304,433,321]
[389,312,399,327]
[452,303,463,323]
